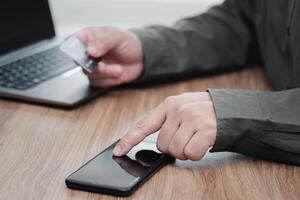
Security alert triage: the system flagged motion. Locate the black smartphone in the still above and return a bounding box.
[65,140,174,197]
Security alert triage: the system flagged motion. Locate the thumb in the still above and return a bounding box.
[76,27,125,58]
[113,104,166,156]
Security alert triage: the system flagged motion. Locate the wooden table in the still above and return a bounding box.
[0,68,299,200]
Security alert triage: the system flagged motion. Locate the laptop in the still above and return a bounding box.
[0,0,105,108]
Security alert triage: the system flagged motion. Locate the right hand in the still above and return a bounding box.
[76,27,144,88]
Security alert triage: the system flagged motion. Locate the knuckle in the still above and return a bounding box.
[190,114,200,122]
[184,146,205,161]
[134,119,146,132]
[189,110,202,120]
[184,146,197,160]
[164,96,177,106]
[177,104,189,115]
[177,105,196,120]
[167,144,185,160]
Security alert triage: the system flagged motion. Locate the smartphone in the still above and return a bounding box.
[65,140,174,197]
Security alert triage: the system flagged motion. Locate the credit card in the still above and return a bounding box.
[60,36,100,73]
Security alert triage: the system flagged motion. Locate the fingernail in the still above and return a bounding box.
[113,144,123,156]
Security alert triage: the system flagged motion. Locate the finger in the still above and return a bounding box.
[184,131,211,161]
[91,62,123,78]
[81,63,118,79]
[75,28,100,57]
[89,77,122,88]
[77,27,124,58]
[113,104,166,156]
[75,27,120,58]
[167,123,196,160]
[75,28,93,43]
[156,115,180,153]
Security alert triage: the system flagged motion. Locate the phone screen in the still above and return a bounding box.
[66,140,173,196]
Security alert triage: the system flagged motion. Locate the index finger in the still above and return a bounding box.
[75,28,93,43]
[113,104,166,156]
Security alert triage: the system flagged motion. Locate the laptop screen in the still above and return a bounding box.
[0,0,55,55]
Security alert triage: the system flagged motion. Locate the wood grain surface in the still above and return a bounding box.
[0,68,299,200]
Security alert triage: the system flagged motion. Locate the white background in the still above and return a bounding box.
[49,0,224,36]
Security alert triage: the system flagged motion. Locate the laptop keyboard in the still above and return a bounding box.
[0,47,76,90]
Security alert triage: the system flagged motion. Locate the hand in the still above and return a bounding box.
[76,26,144,87]
[113,92,217,161]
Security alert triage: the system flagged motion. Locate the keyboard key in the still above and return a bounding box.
[0,46,76,90]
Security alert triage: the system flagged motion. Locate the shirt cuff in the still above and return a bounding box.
[207,88,265,152]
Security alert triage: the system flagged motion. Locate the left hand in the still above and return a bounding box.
[113,92,217,161]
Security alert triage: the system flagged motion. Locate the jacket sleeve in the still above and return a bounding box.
[131,0,262,83]
[208,88,300,165]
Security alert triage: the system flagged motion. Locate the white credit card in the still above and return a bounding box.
[60,36,100,73]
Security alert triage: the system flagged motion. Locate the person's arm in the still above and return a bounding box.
[208,88,300,165]
[113,89,300,166]
[133,0,262,83]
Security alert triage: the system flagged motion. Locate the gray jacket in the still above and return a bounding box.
[132,0,300,165]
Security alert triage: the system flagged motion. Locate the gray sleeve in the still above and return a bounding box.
[131,0,262,83]
[208,88,300,165]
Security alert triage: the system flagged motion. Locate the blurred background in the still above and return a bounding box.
[49,0,224,37]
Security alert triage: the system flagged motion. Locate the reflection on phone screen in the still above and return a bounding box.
[68,141,164,189]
